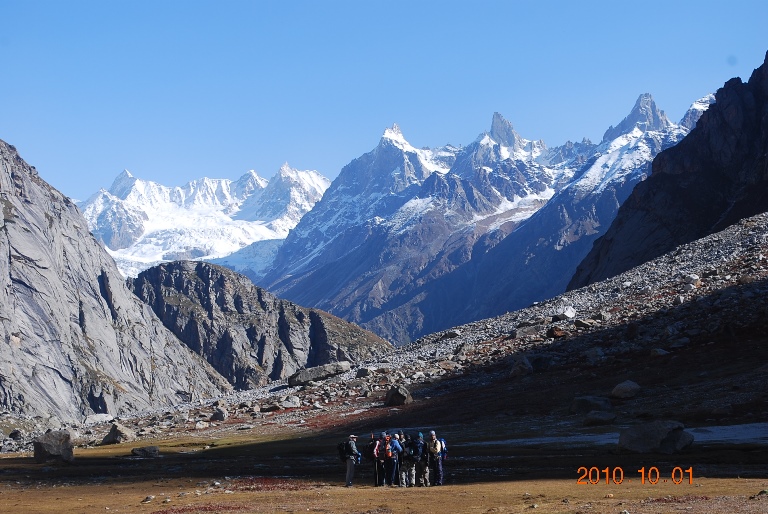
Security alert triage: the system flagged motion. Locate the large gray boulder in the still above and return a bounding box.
[33,430,74,463]
[101,423,137,445]
[131,445,160,458]
[384,385,413,406]
[0,140,231,422]
[288,361,351,386]
[618,420,695,454]
[611,380,641,398]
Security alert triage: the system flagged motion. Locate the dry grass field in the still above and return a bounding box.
[1,455,766,514]
[1,423,766,514]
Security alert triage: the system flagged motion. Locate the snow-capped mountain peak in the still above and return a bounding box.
[233,170,269,199]
[471,112,546,162]
[602,93,672,142]
[489,111,523,149]
[380,123,415,152]
[109,169,139,197]
[680,94,716,130]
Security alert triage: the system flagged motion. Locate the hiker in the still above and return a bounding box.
[374,431,401,486]
[364,433,379,486]
[414,431,429,486]
[384,434,403,487]
[373,432,388,486]
[399,433,416,487]
[427,430,443,486]
[390,433,405,485]
[344,434,361,487]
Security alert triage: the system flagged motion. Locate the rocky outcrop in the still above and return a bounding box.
[0,139,231,423]
[570,51,768,288]
[33,430,74,463]
[102,423,137,445]
[129,261,391,388]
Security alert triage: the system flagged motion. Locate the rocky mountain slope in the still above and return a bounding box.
[0,139,231,423]
[129,261,391,389]
[255,99,705,344]
[570,50,768,288]
[80,164,329,277]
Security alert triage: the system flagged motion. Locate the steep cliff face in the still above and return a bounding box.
[0,140,231,423]
[129,261,392,387]
[570,51,768,289]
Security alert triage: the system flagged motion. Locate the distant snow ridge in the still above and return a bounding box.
[80,165,330,277]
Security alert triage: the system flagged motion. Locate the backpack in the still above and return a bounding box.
[384,436,393,458]
[363,438,377,461]
[337,440,350,463]
[414,439,427,462]
[403,440,417,462]
[438,438,448,461]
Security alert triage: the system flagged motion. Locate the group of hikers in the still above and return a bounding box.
[340,430,447,488]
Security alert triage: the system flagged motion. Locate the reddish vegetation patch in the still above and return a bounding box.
[151,504,249,514]
[228,476,310,491]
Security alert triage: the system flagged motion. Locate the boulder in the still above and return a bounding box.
[131,445,160,458]
[101,423,137,445]
[508,355,533,377]
[33,430,74,463]
[552,306,577,321]
[570,396,612,414]
[547,326,570,338]
[356,367,374,378]
[9,429,23,441]
[584,410,617,426]
[618,420,694,454]
[287,361,351,386]
[280,396,301,409]
[210,407,228,422]
[574,318,600,329]
[384,385,413,406]
[611,380,641,398]
[84,413,115,425]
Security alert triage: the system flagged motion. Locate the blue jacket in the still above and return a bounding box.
[390,439,403,459]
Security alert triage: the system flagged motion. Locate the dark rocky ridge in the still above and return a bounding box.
[0,139,231,423]
[570,50,768,289]
[129,261,391,388]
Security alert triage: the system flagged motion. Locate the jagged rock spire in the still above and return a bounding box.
[602,94,672,142]
[489,112,523,148]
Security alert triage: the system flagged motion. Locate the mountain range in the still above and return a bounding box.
[81,92,714,345]
[2,49,767,427]
[80,164,329,277]
[253,95,711,344]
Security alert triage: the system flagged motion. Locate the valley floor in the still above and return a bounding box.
[1,452,766,514]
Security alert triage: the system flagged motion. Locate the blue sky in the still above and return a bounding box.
[1,1,767,201]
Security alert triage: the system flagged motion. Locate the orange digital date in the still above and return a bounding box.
[576,466,694,485]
